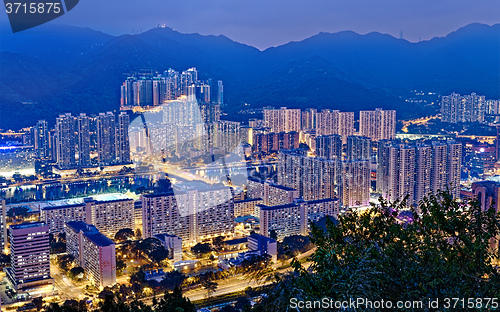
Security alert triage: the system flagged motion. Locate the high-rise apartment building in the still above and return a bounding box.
[218,121,241,153]
[0,199,6,253]
[263,107,301,133]
[142,182,234,245]
[278,151,340,201]
[359,108,396,141]
[301,108,317,130]
[55,113,76,169]
[217,80,224,105]
[315,135,342,160]
[7,222,53,291]
[259,198,339,241]
[346,136,371,161]
[377,143,416,204]
[340,160,371,207]
[66,222,116,290]
[315,110,354,144]
[116,112,131,164]
[246,178,299,206]
[96,112,116,166]
[378,141,462,205]
[441,93,486,124]
[77,113,91,167]
[414,144,432,204]
[234,198,263,218]
[34,120,50,159]
[40,194,135,237]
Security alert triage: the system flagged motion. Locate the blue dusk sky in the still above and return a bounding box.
[1,0,500,49]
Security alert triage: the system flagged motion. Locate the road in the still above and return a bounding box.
[50,260,87,302]
[139,248,316,305]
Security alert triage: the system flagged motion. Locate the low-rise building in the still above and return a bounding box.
[153,233,183,262]
[247,234,277,263]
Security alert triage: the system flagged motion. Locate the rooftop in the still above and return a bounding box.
[154,233,181,240]
[28,193,134,212]
[225,237,248,245]
[85,233,115,247]
[10,221,47,230]
[66,221,96,233]
[234,198,263,203]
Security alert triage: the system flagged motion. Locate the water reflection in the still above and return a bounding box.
[0,175,158,203]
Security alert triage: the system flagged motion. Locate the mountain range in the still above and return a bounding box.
[0,23,499,130]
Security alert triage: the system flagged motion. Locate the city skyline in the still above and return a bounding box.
[1,0,500,306]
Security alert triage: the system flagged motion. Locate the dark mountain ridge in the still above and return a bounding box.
[0,23,499,130]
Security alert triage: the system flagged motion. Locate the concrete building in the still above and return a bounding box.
[340,160,371,207]
[142,182,234,245]
[234,198,263,218]
[116,112,131,164]
[441,93,486,124]
[472,181,500,212]
[40,194,135,237]
[0,199,7,253]
[278,151,340,200]
[7,222,53,291]
[264,107,301,133]
[378,141,462,206]
[359,109,396,141]
[96,112,116,166]
[66,221,116,290]
[414,144,432,204]
[153,233,183,262]
[377,143,416,204]
[315,135,342,160]
[76,113,91,167]
[346,136,371,161]
[259,198,339,241]
[246,178,298,206]
[247,234,277,263]
[55,113,76,169]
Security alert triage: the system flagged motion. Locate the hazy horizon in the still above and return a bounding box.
[1,0,499,49]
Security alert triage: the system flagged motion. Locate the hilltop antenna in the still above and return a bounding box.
[399,30,403,40]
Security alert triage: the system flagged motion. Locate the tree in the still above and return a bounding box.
[149,247,169,266]
[160,271,186,291]
[135,228,142,239]
[32,297,44,311]
[269,230,278,241]
[254,191,500,312]
[154,287,196,312]
[7,206,29,218]
[57,254,75,272]
[116,260,127,275]
[191,243,213,257]
[234,296,251,311]
[68,267,84,281]
[201,280,218,299]
[115,228,135,242]
[277,235,313,261]
[212,236,226,251]
[98,288,114,300]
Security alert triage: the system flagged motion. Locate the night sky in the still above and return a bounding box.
[1,0,500,49]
